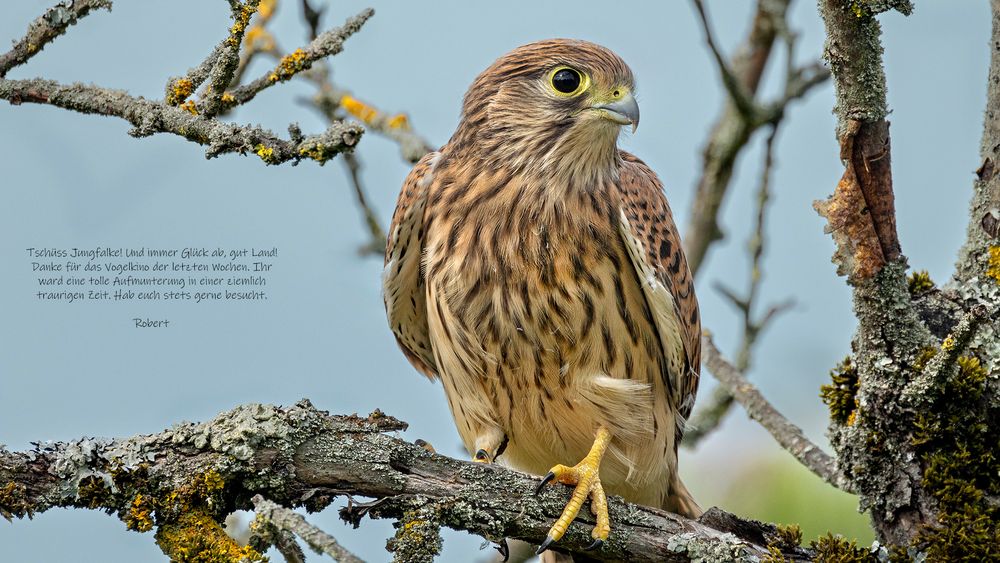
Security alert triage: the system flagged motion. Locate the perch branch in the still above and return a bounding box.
[701,334,849,492]
[0,401,814,562]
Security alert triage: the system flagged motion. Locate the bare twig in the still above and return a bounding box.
[252,495,366,563]
[690,0,758,122]
[0,0,112,78]
[684,0,829,275]
[684,126,792,447]
[341,152,387,255]
[700,334,850,492]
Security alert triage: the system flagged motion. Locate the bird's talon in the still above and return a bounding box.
[585,538,604,551]
[494,538,509,562]
[535,535,555,555]
[535,471,556,495]
[473,448,491,463]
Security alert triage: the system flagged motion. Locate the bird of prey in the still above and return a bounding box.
[383,39,701,555]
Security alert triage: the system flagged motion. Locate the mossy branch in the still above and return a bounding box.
[0,401,816,562]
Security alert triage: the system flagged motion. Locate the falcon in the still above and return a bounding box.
[383,39,701,555]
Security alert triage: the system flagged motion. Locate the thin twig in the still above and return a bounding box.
[342,152,387,256]
[701,334,851,492]
[903,304,991,405]
[252,495,366,563]
[690,0,759,121]
[0,0,112,78]
[684,0,829,275]
[684,126,792,446]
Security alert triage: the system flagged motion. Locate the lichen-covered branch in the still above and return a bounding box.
[0,78,362,164]
[700,335,849,491]
[251,495,364,563]
[222,9,374,111]
[1,2,371,166]
[0,0,112,78]
[0,401,815,562]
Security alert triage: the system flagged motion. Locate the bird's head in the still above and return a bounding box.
[455,39,638,173]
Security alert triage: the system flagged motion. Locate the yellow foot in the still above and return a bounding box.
[534,426,612,555]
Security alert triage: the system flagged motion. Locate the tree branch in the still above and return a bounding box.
[0,401,815,562]
[0,78,361,164]
[251,495,365,563]
[684,0,829,275]
[700,334,850,492]
[684,126,793,447]
[0,0,112,78]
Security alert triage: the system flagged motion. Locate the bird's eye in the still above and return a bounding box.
[551,68,582,95]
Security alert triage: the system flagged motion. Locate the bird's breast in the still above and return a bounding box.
[421,171,673,492]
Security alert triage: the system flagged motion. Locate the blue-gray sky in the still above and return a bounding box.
[0,1,987,561]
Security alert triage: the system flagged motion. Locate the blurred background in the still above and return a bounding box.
[0,1,987,561]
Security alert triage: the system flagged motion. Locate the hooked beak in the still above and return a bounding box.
[592,91,640,133]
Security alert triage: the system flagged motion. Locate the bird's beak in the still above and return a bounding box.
[593,92,640,133]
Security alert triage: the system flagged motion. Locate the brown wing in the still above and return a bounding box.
[615,152,701,440]
[383,151,440,378]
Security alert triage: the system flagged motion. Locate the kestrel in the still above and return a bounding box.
[383,39,701,555]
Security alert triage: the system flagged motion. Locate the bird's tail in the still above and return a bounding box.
[662,474,702,519]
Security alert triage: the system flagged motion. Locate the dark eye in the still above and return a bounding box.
[551,68,581,94]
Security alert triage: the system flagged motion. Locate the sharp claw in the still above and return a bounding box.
[494,538,509,562]
[535,535,555,555]
[585,538,604,551]
[535,471,556,495]
[474,448,490,462]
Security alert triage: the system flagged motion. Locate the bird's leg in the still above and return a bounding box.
[534,425,612,553]
[472,427,508,463]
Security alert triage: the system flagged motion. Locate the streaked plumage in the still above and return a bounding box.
[383,39,701,550]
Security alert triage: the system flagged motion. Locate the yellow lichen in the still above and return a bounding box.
[243,25,275,53]
[126,494,155,533]
[179,100,199,115]
[387,113,410,130]
[340,94,379,124]
[258,0,277,21]
[155,510,266,563]
[941,335,956,352]
[228,2,259,47]
[299,142,332,164]
[986,246,1000,284]
[221,92,236,104]
[255,144,278,164]
[167,78,195,106]
[269,48,309,83]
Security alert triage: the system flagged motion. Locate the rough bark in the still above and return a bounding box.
[816,0,999,554]
[0,401,814,562]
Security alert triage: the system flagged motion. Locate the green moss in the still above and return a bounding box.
[906,352,1000,560]
[820,356,859,425]
[810,533,874,562]
[906,270,934,295]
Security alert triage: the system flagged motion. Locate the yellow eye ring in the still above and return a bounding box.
[548,66,589,97]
